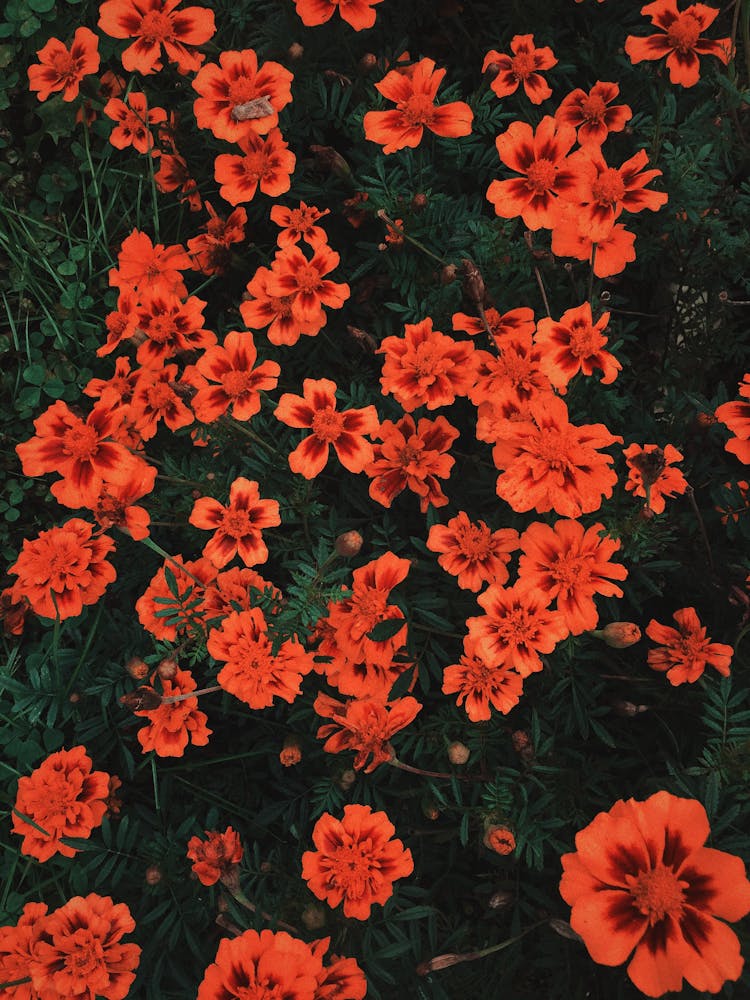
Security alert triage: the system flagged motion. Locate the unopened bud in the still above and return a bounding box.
[260,861,273,873]
[461,259,485,305]
[69,691,81,703]
[440,263,457,286]
[145,864,162,886]
[422,799,440,820]
[639,504,656,521]
[447,741,470,765]
[411,192,428,210]
[590,622,641,649]
[309,145,351,178]
[358,53,377,74]
[338,768,356,791]
[335,530,363,557]
[548,918,584,943]
[157,657,178,681]
[612,700,650,718]
[280,735,302,767]
[287,42,304,61]
[511,730,531,753]
[125,656,149,680]
[346,325,377,351]
[301,903,326,930]
[483,824,516,855]
[694,411,718,429]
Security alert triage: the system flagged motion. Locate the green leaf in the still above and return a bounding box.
[27,0,55,11]
[366,618,406,642]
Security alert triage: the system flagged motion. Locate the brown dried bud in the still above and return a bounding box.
[309,144,351,178]
[338,768,357,791]
[287,42,304,61]
[145,864,162,886]
[125,656,149,680]
[487,889,514,910]
[157,657,178,681]
[639,504,656,521]
[69,692,81,704]
[301,903,327,930]
[483,824,516,855]
[590,622,642,649]
[346,325,377,352]
[411,192,428,210]
[612,700,650,718]
[447,741,470,765]
[335,530,363,557]
[231,95,274,121]
[461,259,485,305]
[695,411,718,429]
[358,53,377,74]
[511,730,531,753]
[599,290,612,302]
[440,263,458,286]
[422,799,440,821]
[120,686,162,712]
[417,952,472,975]
[260,861,273,873]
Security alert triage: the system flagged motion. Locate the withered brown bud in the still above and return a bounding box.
[422,799,440,821]
[69,692,81,704]
[718,290,729,302]
[260,861,273,873]
[639,504,656,521]
[309,144,351,178]
[440,263,457,286]
[231,95,274,121]
[120,686,163,712]
[511,730,531,753]
[548,918,584,943]
[338,768,357,791]
[487,889,514,909]
[612,700,650,718]
[300,903,327,930]
[335,530,363,557]
[694,411,718,429]
[346,325,377,352]
[125,656,149,680]
[358,53,377,74]
[157,657,178,681]
[599,290,612,303]
[411,192,428,210]
[145,864,162,886]
[287,42,304,61]
[447,741,470,765]
[461,259,485,305]
[590,622,642,649]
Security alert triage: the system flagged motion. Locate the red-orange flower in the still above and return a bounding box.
[364,57,473,154]
[192,49,294,143]
[105,91,167,154]
[135,667,212,756]
[265,243,350,324]
[187,202,247,276]
[0,901,48,1000]
[314,692,422,772]
[715,374,750,464]
[129,363,194,440]
[274,378,379,478]
[108,228,191,297]
[302,805,413,920]
[191,331,280,423]
[87,464,157,540]
[625,0,732,88]
[551,199,637,277]
[207,607,314,708]
[270,201,329,248]
[214,127,296,205]
[427,512,519,592]
[469,330,552,411]
[293,0,383,29]
[483,35,557,105]
[467,580,569,676]
[197,929,322,1000]
[186,826,243,886]
[12,746,110,861]
[98,0,216,75]
[518,519,627,634]
[452,305,536,343]
[31,893,140,1000]
[135,292,216,368]
[367,414,459,512]
[153,152,202,211]
[646,607,733,685]
[555,81,632,147]
[560,791,750,996]
[487,116,577,231]
[135,555,215,641]
[28,27,100,102]
[378,317,476,411]
[189,477,281,568]
[97,289,139,357]
[623,443,688,513]
[535,302,622,392]
[442,634,524,721]
[309,940,368,1000]
[240,264,326,347]
[9,519,116,622]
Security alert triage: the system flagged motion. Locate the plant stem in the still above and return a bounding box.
[376,210,449,266]
[161,685,222,704]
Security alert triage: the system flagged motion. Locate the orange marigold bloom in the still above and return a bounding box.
[367,414,459,512]
[625,0,732,88]
[129,363,194,440]
[135,555,215,641]
[518,519,627,635]
[715,374,750,464]
[469,330,552,411]
[135,292,216,369]
[240,264,326,347]
[452,305,536,343]
[270,200,330,248]
[484,825,516,855]
[280,735,302,766]
[12,746,110,862]
[378,317,476,412]
[187,202,247,276]
[187,826,243,886]
[87,463,157,540]
[97,288,139,357]
[274,377,379,479]
[483,34,557,105]
[191,331,280,424]
[623,443,688,514]
[153,151,202,211]
[202,566,281,623]
[0,586,29,637]
[197,929,322,1000]
[207,607,314,709]
[364,57,473,155]
[535,302,621,392]
[28,27,100,102]
[555,81,632,148]
[314,692,422,772]
[492,394,622,517]
[135,667,212,756]
[31,893,140,1000]
[487,116,577,231]
[98,0,216,75]
[467,580,569,676]
[646,607,733,685]
[309,939,367,1000]
[9,519,116,622]
[294,0,383,29]
[551,199,637,277]
[192,49,294,144]
[560,791,750,997]
[214,127,296,206]
[189,477,280,568]
[427,512,519,592]
[442,634,524,722]
[302,805,414,920]
[0,901,48,1000]
[108,228,191,297]
[104,91,167,154]
[265,243,350,325]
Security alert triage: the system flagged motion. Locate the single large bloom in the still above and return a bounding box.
[28,27,100,102]
[483,34,557,105]
[135,666,212,756]
[189,477,281,568]
[366,414,459,513]
[314,692,422,772]
[646,607,733,684]
[191,330,280,424]
[98,0,215,75]
[534,302,621,392]
[442,634,524,721]
[427,511,519,592]
[555,81,632,148]
[197,929,323,1000]
[213,127,296,206]
[560,791,750,996]
[623,443,688,514]
[186,826,243,886]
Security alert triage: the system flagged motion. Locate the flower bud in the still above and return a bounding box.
[280,735,302,767]
[358,52,377,74]
[335,530,363,557]
[447,741,470,765]
[483,824,516,856]
[487,889,514,909]
[301,903,326,930]
[145,864,162,886]
[461,259,485,306]
[511,730,531,753]
[612,700,650,718]
[125,656,149,680]
[287,42,304,61]
[411,192,428,210]
[157,657,178,681]
[309,144,351,179]
[694,411,718,430]
[422,798,440,821]
[338,768,356,791]
[440,263,457,286]
[590,622,641,649]
[120,686,163,712]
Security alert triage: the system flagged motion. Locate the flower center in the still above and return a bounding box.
[147,383,175,410]
[511,51,537,80]
[327,842,376,898]
[411,345,441,380]
[62,424,99,461]
[221,370,252,399]
[295,266,322,293]
[494,603,537,644]
[455,523,492,560]
[531,429,571,470]
[144,316,176,344]
[525,158,558,194]
[551,553,589,588]
[227,78,257,105]
[242,150,270,180]
[591,167,626,207]
[289,207,314,231]
[311,406,344,442]
[138,9,174,42]
[271,294,295,319]
[66,930,106,977]
[397,441,424,467]
[628,863,687,924]
[221,509,253,538]
[579,93,607,122]
[399,93,436,126]
[666,12,702,53]
[51,50,77,80]
[568,321,605,358]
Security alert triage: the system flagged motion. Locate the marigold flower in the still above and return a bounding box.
[467,580,569,676]
[189,477,281,568]
[646,607,733,685]
[270,200,330,248]
[624,443,688,514]
[484,824,516,855]
[310,939,368,1000]
[625,0,732,88]
[187,826,243,886]
[97,289,139,358]
[108,228,191,297]
[555,81,632,147]
[265,243,350,325]
[202,565,281,622]
[135,667,212,756]
[12,746,110,861]
[30,893,140,1000]
[0,587,29,636]
[192,48,294,143]
[98,0,216,75]
[560,791,750,996]
[715,374,750,464]
[469,330,552,411]
[207,607,314,708]
[535,302,621,392]
[0,901,48,999]
[153,151,202,211]
[28,26,100,102]
[104,91,167,154]
[452,306,536,343]
[191,331,280,424]
[9,519,116,622]
[364,57,473,155]
[302,804,414,920]
[135,555,216,641]
[314,692,422,772]
[274,377,379,479]
[88,464,157,540]
[442,634,524,721]
[197,929,323,1000]
[378,317,476,412]
[187,202,247,276]
[129,364,195,440]
[240,264,326,346]
[367,413,459,512]
[280,735,303,766]
[135,292,216,369]
[293,0,383,29]
[482,35,557,105]
[214,127,296,206]
[427,512,519,592]
[487,116,577,231]
[550,199,637,277]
